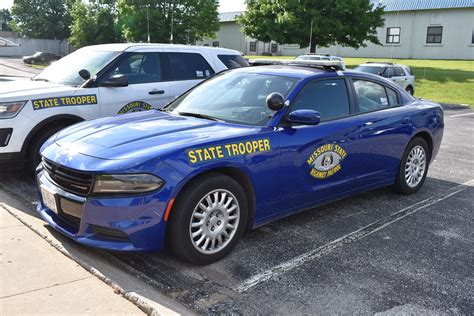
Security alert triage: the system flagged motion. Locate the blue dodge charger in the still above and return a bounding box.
[36,64,444,264]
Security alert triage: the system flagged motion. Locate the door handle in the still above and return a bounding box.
[348,131,358,140]
[149,90,165,95]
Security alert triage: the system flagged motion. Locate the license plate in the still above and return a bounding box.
[41,186,58,214]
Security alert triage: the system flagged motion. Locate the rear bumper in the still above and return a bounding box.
[36,169,169,252]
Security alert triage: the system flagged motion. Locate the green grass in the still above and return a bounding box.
[28,64,47,70]
[245,56,474,106]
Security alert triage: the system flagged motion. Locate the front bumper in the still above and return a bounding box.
[36,169,169,252]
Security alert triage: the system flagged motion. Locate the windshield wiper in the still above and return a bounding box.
[177,112,220,121]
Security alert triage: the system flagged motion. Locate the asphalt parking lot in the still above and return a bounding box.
[0,57,40,78]
[0,107,472,314]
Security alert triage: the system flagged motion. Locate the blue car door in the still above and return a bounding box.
[348,76,413,187]
[270,76,363,218]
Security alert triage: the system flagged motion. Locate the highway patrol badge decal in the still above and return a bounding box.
[307,144,347,179]
[118,101,154,114]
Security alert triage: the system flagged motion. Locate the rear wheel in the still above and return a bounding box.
[406,86,414,95]
[167,173,248,265]
[393,137,429,195]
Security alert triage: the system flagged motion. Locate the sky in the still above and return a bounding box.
[0,0,246,12]
[0,0,14,10]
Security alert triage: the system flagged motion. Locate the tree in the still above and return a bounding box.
[10,0,73,40]
[0,9,12,31]
[238,0,385,53]
[69,0,120,48]
[117,0,219,44]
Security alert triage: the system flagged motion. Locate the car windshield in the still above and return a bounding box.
[354,65,383,75]
[166,71,299,126]
[34,49,120,86]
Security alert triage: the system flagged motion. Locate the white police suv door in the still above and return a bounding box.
[165,51,216,101]
[98,51,171,116]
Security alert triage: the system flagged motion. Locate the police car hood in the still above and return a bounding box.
[50,110,255,160]
[0,80,76,99]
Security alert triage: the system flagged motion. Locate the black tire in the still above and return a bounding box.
[393,137,430,195]
[26,124,67,174]
[30,59,35,64]
[406,86,414,96]
[167,173,248,265]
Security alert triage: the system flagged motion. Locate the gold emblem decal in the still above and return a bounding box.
[307,144,347,179]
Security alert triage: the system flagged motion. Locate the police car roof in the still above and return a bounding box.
[78,43,241,55]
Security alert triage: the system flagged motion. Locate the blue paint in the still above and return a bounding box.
[36,67,444,252]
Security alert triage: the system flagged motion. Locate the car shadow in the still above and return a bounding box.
[1,171,471,313]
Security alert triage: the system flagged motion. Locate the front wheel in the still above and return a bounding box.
[167,173,248,265]
[406,86,414,95]
[393,137,430,195]
[26,124,67,174]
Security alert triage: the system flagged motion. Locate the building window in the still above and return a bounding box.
[427,26,443,44]
[472,28,474,44]
[271,43,278,53]
[386,27,400,44]
[212,41,219,47]
[249,41,257,52]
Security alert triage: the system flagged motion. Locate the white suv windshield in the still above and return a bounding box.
[34,50,120,86]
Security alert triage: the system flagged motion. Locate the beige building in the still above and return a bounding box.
[200,0,474,60]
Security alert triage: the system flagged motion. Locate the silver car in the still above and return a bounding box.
[354,62,416,95]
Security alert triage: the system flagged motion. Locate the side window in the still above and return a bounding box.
[386,87,399,105]
[394,67,406,76]
[353,80,393,113]
[110,52,163,84]
[218,54,250,69]
[168,52,215,81]
[383,67,395,78]
[291,79,350,121]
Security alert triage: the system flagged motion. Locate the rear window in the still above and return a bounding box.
[354,66,383,75]
[218,55,249,69]
[168,52,215,80]
[394,67,406,76]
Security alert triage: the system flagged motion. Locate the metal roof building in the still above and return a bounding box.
[370,0,474,11]
[199,1,474,59]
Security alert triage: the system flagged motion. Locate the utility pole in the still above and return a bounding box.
[170,0,174,43]
[309,19,313,53]
[147,7,150,43]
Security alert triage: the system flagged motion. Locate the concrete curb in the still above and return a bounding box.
[440,103,470,110]
[1,203,165,316]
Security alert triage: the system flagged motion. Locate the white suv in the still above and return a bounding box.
[354,62,415,95]
[0,43,248,171]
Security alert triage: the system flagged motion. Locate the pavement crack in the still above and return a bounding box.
[0,276,93,299]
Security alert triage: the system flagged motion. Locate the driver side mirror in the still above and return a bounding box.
[100,74,129,87]
[79,69,91,80]
[287,109,321,125]
[266,92,285,111]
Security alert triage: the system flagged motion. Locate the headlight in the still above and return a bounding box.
[93,174,164,195]
[0,101,27,119]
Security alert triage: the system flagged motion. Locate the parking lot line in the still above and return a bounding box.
[234,179,474,293]
[449,112,474,118]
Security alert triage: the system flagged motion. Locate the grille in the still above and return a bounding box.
[58,212,81,232]
[92,225,129,241]
[42,159,94,196]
